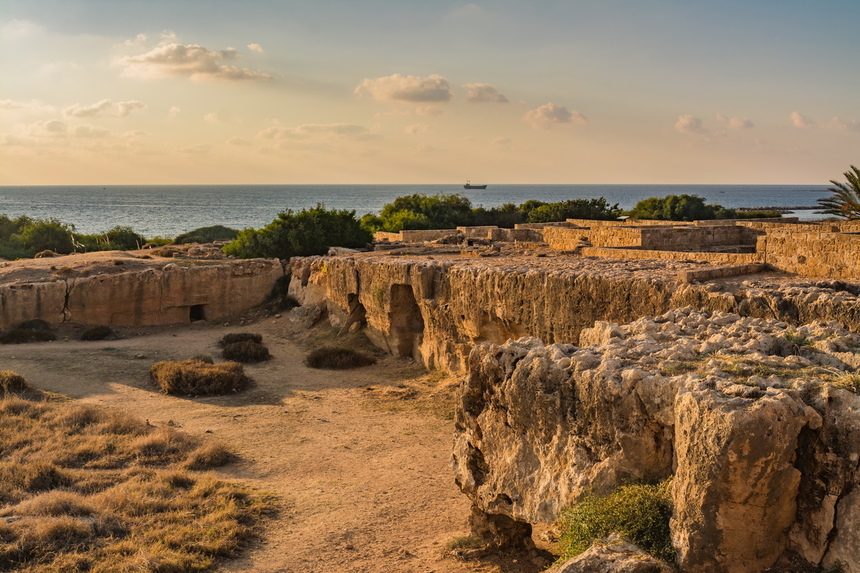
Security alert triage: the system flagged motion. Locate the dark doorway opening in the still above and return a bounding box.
[190,304,206,321]
[388,284,424,359]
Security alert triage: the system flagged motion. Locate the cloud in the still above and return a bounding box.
[227,137,254,146]
[828,117,860,132]
[247,43,264,53]
[168,106,181,118]
[179,144,212,154]
[258,123,371,140]
[674,114,707,134]
[463,83,508,103]
[524,103,587,129]
[728,117,753,129]
[716,114,753,130]
[120,42,272,81]
[790,111,816,128]
[63,99,146,118]
[71,125,110,138]
[493,136,512,145]
[355,74,453,103]
[405,123,431,135]
[0,99,56,114]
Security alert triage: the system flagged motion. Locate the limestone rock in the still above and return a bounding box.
[547,535,673,573]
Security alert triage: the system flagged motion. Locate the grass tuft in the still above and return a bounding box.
[0,370,30,396]
[150,359,252,396]
[556,479,675,564]
[219,332,263,346]
[221,341,271,363]
[305,346,377,370]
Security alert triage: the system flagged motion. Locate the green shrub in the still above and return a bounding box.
[556,480,675,563]
[627,194,720,221]
[219,333,263,346]
[527,198,621,223]
[377,193,474,231]
[80,326,115,341]
[305,346,377,369]
[221,341,271,363]
[13,219,76,254]
[150,359,251,396]
[223,205,371,259]
[174,225,239,245]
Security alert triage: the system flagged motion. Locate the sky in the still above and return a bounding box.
[1,0,858,185]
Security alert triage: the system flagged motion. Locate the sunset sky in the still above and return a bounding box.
[1,0,858,185]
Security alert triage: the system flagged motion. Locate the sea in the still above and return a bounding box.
[0,184,833,238]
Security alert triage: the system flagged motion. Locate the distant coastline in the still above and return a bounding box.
[0,184,832,237]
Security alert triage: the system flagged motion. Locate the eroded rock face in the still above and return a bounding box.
[288,253,860,374]
[0,258,283,327]
[452,308,860,573]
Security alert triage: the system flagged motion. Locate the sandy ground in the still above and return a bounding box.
[0,313,551,573]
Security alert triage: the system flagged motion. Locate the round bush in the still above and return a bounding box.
[0,328,56,344]
[305,346,377,370]
[221,341,271,363]
[150,360,251,396]
[219,332,263,346]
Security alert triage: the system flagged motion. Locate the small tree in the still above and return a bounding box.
[817,165,860,220]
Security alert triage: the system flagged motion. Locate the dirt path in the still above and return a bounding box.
[0,316,546,573]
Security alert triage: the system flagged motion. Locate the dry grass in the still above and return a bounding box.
[221,341,271,363]
[150,359,252,396]
[0,395,272,573]
[305,346,377,370]
[219,332,263,346]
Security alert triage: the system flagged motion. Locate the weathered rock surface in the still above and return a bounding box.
[547,534,674,573]
[0,251,283,327]
[288,251,860,373]
[452,308,860,573]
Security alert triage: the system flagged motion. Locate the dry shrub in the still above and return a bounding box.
[184,441,234,471]
[305,346,377,370]
[80,325,115,341]
[221,341,271,363]
[191,354,215,364]
[0,328,56,344]
[150,359,252,396]
[0,462,71,493]
[219,332,263,346]
[52,404,105,430]
[0,371,29,395]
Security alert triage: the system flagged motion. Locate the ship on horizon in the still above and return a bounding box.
[463,180,487,189]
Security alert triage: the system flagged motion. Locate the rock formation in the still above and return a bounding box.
[0,252,283,328]
[452,309,860,572]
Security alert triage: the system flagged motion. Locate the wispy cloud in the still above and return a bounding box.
[790,111,816,128]
[715,114,753,130]
[258,123,371,140]
[675,114,707,134]
[524,103,587,129]
[0,99,56,115]
[120,42,272,81]
[463,83,508,103]
[247,43,264,53]
[828,117,860,132]
[63,99,146,118]
[355,74,453,103]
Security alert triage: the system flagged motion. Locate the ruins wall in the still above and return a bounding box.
[759,230,860,279]
[0,259,283,328]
